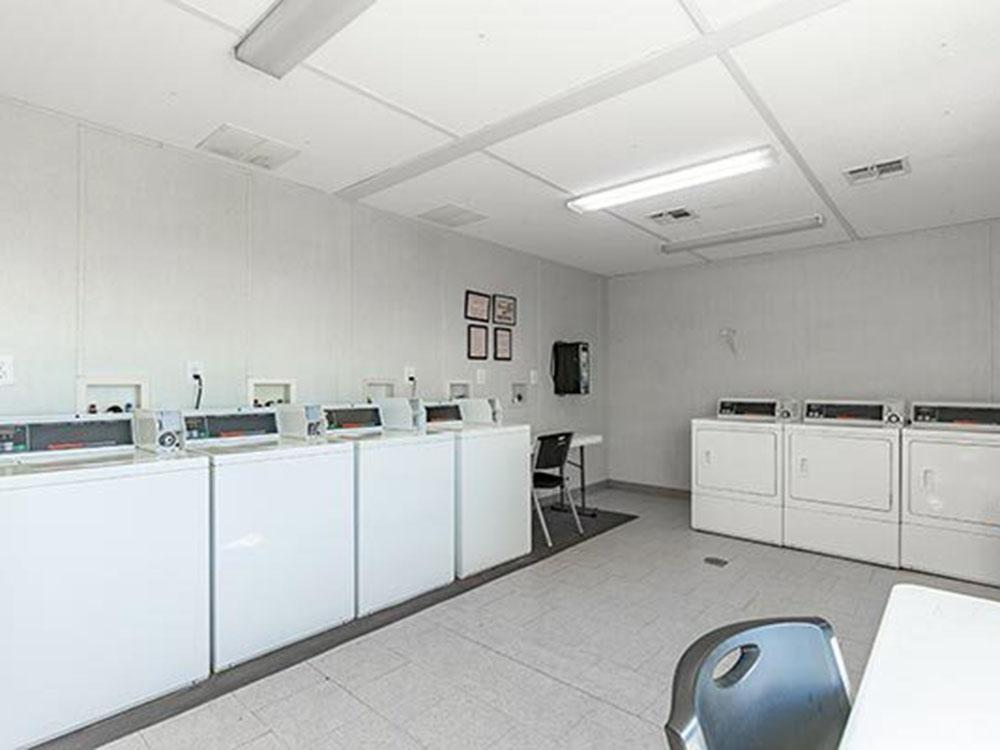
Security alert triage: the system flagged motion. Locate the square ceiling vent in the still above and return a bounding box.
[417,204,489,228]
[647,206,698,225]
[197,124,300,170]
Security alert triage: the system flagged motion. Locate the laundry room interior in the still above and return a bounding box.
[2,2,999,749]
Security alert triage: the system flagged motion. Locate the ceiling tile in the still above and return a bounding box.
[178,0,275,31]
[493,59,771,194]
[0,0,449,192]
[689,0,787,29]
[306,0,698,134]
[733,0,1000,237]
[362,153,679,275]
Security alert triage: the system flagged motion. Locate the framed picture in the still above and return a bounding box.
[467,324,489,360]
[494,327,513,361]
[492,294,517,326]
[464,290,492,322]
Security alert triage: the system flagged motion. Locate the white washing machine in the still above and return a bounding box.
[691,398,799,545]
[783,400,905,567]
[0,414,210,750]
[326,402,455,615]
[185,408,355,671]
[425,401,531,578]
[902,402,1000,586]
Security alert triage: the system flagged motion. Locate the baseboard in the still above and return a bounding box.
[606,479,690,500]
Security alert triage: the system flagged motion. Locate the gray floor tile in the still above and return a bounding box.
[233,662,326,712]
[310,637,409,691]
[255,681,367,749]
[405,693,513,750]
[97,733,149,750]
[141,695,267,750]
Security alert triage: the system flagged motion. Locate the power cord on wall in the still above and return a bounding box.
[193,373,204,410]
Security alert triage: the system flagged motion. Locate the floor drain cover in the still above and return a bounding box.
[704,556,729,568]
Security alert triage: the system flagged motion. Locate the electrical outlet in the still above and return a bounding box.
[475,368,486,385]
[0,356,14,387]
[404,366,416,381]
[529,369,538,386]
[186,361,204,380]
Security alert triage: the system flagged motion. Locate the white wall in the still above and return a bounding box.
[0,98,608,481]
[609,221,1000,489]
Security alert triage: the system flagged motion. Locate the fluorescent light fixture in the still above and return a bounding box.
[567,146,778,214]
[659,214,825,255]
[235,0,376,78]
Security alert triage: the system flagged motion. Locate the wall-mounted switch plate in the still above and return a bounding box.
[0,356,14,387]
[475,369,486,385]
[529,369,538,385]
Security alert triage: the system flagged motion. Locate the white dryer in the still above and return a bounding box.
[425,401,531,578]
[902,402,1000,586]
[691,398,798,545]
[783,400,905,567]
[0,414,209,750]
[326,403,455,615]
[186,408,355,671]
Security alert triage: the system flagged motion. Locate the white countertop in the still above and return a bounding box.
[531,431,603,448]
[839,584,1000,748]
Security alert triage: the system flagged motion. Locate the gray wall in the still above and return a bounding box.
[0,98,608,481]
[608,221,1000,489]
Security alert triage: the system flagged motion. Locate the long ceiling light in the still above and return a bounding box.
[235,0,377,78]
[659,214,826,255]
[566,146,778,214]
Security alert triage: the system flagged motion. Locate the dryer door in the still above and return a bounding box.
[908,439,1000,525]
[694,426,778,499]
[788,430,895,512]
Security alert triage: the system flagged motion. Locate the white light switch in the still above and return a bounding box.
[0,356,14,387]
[476,369,486,385]
[529,369,538,385]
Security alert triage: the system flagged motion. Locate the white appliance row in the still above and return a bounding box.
[0,398,531,750]
[692,398,1000,586]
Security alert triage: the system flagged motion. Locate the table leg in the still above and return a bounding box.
[576,445,598,518]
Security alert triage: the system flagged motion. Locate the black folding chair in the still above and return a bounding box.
[532,431,583,547]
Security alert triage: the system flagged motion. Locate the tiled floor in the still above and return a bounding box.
[100,488,1000,750]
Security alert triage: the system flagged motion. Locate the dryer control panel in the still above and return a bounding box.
[804,400,905,425]
[911,402,1000,429]
[717,398,800,421]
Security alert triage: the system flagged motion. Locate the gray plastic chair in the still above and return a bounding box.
[665,618,851,750]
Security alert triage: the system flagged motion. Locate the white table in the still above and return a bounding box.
[839,584,1000,748]
[533,431,603,516]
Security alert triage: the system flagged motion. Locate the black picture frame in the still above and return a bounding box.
[494,327,513,361]
[492,294,517,326]
[464,290,492,322]
[467,324,489,360]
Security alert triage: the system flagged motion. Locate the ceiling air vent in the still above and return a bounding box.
[647,206,698,225]
[844,157,910,186]
[417,204,489,228]
[197,124,300,170]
